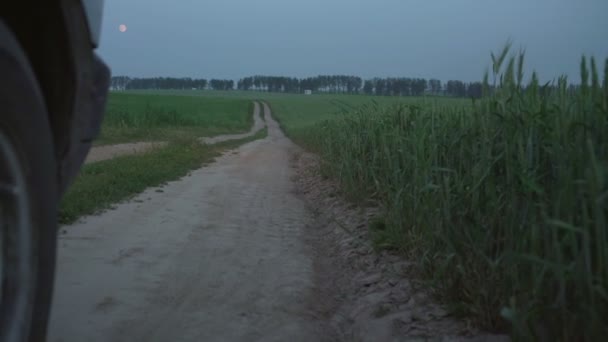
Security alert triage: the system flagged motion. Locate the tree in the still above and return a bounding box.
[375,78,386,96]
[429,79,442,95]
[209,79,234,90]
[363,80,374,95]
[467,82,483,99]
[411,78,428,96]
[110,76,131,90]
[447,80,467,97]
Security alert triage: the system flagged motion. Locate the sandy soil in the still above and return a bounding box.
[84,102,266,164]
[49,103,508,341]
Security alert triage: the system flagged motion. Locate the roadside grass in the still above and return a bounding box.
[97,93,253,145]
[267,52,608,340]
[260,103,266,121]
[59,128,268,224]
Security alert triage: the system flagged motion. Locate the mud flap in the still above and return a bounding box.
[58,53,110,195]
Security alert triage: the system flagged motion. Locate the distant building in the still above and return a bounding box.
[304,89,312,95]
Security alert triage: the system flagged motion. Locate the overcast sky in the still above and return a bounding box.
[98,0,608,83]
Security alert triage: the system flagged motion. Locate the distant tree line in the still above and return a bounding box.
[361,77,483,98]
[110,76,234,91]
[362,78,429,96]
[237,75,364,94]
[110,75,486,98]
[237,75,484,98]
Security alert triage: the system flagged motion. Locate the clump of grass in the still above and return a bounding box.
[303,47,608,340]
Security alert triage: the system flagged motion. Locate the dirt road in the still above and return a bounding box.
[48,103,329,341]
[85,102,266,164]
[49,103,505,342]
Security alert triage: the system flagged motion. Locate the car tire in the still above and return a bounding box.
[0,20,58,342]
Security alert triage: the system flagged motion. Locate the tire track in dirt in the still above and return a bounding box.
[84,102,265,164]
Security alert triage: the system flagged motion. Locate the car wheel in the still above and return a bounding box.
[0,20,58,342]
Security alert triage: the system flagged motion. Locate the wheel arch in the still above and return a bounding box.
[1,0,110,195]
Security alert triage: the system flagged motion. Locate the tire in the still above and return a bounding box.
[0,21,58,342]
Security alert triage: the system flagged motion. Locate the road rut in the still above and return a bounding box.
[48,103,329,341]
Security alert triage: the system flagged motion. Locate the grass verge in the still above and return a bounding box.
[59,128,268,224]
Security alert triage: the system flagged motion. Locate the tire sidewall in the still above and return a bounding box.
[0,20,58,342]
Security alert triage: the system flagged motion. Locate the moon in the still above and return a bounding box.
[119,24,127,33]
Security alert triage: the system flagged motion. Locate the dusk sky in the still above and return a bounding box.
[97,0,608,83]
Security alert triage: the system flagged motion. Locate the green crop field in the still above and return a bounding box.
[267,94,470,148]
[97,92,253,145]
[264,51,608,340]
